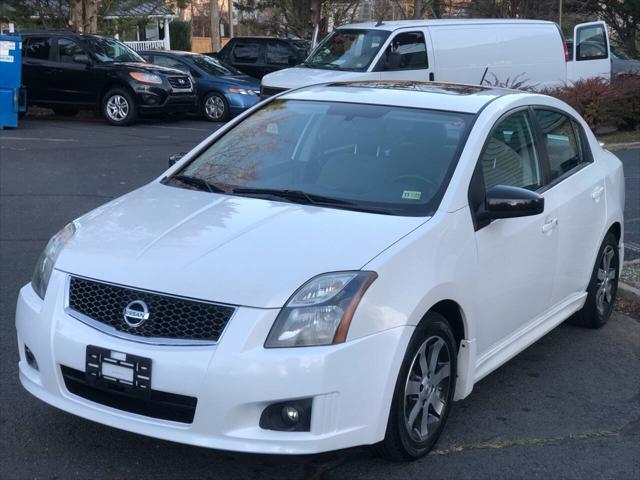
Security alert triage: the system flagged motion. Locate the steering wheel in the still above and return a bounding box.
[390,174,438,195]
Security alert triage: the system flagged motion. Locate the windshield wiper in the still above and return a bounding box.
[232,187,352,205]
[170,175,226,193]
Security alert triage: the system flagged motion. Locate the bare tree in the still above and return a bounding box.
[210,0,221,51]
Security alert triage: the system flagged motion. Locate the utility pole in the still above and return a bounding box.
[210,0,221,51]
[558,0,563,30]
[228,0,234,38]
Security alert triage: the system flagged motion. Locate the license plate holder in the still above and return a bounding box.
[86,345,152,393]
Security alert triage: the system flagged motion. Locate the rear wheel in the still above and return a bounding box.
[202,92,229,122]
[102,88,137,126]
[570,232,619,328]
[377,312,456,461]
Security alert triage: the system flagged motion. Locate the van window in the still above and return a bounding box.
[24,37,51,60]
[576,24,608,61]
[232,41,260,64]
[305,29,391,72]
[534,109,590,182]
[481,110,541,191]
[266,41,292,66]
[57,38,84,63]
[381,31,428,71]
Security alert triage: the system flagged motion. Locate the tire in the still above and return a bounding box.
[202,92,229,122]
[52,106,79,116]
[569,232,620,328]
[102,88,137,126]
[377,312,457,461]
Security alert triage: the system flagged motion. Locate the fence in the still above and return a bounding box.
[191,36,231,54]
[125,40,166,51]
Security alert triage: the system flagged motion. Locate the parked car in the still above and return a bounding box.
[212,36,308,79]
[261,19,611,97]
[141,50,260,122]
[21,32,197,125]
[567,40,640,76]
[17,81,624,460]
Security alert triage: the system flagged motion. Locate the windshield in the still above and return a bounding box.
[173,100,473,216]
[87,37,143,63]
[193,54,241,75]
[305,29,390,71]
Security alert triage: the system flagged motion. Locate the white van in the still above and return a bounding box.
[261,19,610,96]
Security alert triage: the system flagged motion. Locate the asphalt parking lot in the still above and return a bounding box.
[1,115,639,480]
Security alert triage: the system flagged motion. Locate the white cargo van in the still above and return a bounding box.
[261,19,610,96]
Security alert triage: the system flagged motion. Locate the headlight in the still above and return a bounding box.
[129,72,163,84]
[32,222,77,299]
[228,87,256,95]
[265,271,377,348]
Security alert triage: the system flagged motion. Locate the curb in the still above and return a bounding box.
[603,141,640,152]
[618,282,640,303]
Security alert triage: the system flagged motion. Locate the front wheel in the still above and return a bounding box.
[570,232,619,328]
[102,88,137,126]
[377,312,457,461]
[202,92,229,122]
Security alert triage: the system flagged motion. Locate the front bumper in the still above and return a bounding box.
[225,92,260,117]
[132,84,197,115]
[16,270,411,454]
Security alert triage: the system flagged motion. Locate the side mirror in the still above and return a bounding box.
[385,51,401,70]
[73,54,91,65]
[169,152,186,167]
[478,185,544,221]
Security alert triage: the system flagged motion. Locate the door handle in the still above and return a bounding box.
[591,185,605,201]
[542,217,558,233]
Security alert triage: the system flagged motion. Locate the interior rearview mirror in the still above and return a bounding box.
[169,152,186,167]
[478,185,544,221]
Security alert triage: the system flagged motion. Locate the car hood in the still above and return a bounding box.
[262,67,376,90]
[56,183,428,308]
[111,61,185,76]
[217,75,260,89]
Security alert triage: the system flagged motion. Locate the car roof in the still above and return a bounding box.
[340,18,554,32]
[21,31,105,40]
[140,50,199,56]
[279,81,517,114]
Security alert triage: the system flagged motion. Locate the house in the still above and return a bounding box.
[105,1,176,51]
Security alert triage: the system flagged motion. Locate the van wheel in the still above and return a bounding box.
[569,233,619,328]
[203,92,229,122]
[377,312,457,461]
[53,106,79,116]
[102,88,137,126]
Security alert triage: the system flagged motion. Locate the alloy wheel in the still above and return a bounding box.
[403,336,452,442]
[596,244,617,316]
[106,95,129,122]
[205,95,225,121]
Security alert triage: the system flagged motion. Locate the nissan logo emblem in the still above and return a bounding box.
[123,300,150,327]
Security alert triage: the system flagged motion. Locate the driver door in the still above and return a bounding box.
[375,30,434,82]
[566,21,610,82]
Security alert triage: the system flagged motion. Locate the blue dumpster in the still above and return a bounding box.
[0,34,26,128]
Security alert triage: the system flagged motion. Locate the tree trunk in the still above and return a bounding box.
[69,0,84,32]
[210,0,221,51]
[84,0,99,34]
[413,0,424,19]
[310,0,321,30]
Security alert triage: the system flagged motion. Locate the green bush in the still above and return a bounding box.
[170,20,191,52]
[543,75,640,131]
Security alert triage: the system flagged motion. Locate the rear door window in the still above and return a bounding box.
[533,109,591,182]
[24,37,51,60]
[576,24,608,61]
[232,41,261,64]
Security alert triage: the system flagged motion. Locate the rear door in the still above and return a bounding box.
[228,39,263,78]
[375,29,434,81]
[566,21,610,82]
[22,35,56,102]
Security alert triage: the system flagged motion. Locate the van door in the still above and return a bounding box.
[374,29,434,82]
[567,21,610,82]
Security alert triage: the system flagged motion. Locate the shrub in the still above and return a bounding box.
[170,20,191,52]
[543,75,640,131]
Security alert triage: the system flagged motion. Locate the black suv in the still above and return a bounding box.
[212,37,309,79]
[21,32,198,125]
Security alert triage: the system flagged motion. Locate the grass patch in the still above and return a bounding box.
[597,129,640,147]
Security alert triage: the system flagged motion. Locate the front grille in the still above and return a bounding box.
[67,276,235,344]
[260,85,288,98]
[61,365,197,423]
[167,75,192,91]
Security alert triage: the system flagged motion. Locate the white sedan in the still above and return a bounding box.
[17,81,624,460]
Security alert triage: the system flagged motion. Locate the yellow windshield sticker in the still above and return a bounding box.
[402,190,422,200]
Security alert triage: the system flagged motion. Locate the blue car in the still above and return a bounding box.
[141,50,261,122]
